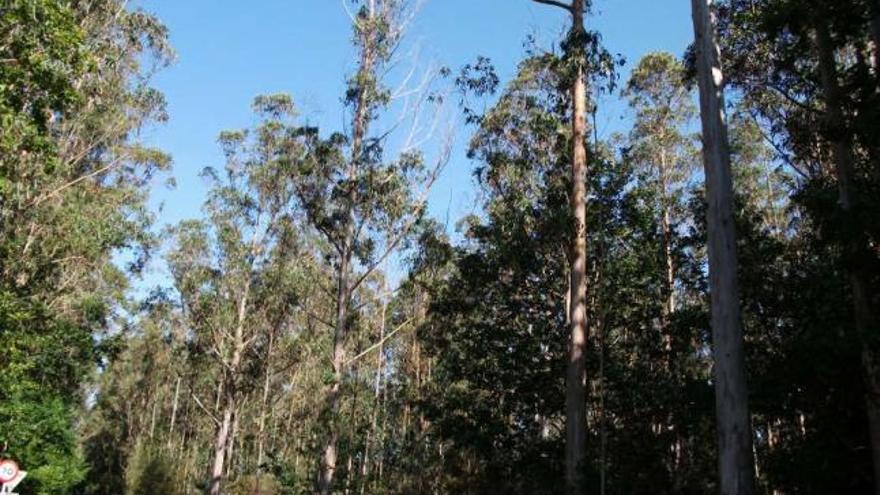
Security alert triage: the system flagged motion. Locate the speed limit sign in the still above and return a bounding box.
[0,460,18,483]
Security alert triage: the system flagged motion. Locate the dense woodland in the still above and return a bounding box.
[1,0,879,494]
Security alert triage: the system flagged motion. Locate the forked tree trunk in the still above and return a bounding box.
[690,1,755,494]
[209,255,253,495]
[814,21,880,495]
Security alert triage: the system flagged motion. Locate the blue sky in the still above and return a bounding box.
[135,0,693,281]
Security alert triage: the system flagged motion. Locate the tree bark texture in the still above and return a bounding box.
[690,1,756,494]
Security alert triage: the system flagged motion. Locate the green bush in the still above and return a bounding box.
[124,442,183,495]
[227,474,282,495]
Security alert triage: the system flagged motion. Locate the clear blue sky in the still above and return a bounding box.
[136,0,693,279]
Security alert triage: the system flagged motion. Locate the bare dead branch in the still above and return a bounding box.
[350,127,452,293]
[532,0,574,13]
[191,392,222,427]
[29,157,125,208]
[345,317,414,366]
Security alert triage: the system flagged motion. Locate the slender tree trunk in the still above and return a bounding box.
[149,385,159,440]
[814,22,880,495]
[690,1,755,494]
[257,331,275,470]
[169,376,181,450]
[660,149,684,487]
[183,444,193,495]
[360,299,387,495]
[215,380,222,411]
[659,147,676,375]
[180,393,191,457]
[376,360,389,490]
[566,1,589,491]
[660,150,675,326]
[599,312,607,495]
[765,169,781,234]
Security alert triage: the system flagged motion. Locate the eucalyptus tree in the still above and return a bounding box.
[690,1,755,493]
[624,52,697,332]
[166,95,305,495]
[529,2,590,488]
[527,1,627,489]
[1,0,172,301]
[0,1,172,492]
[284,2,448,492]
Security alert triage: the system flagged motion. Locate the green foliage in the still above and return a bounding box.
[0,1,171,493]
[124,441,183,495]
[0,291,91,493]
[2,2,875,494]
[0,0,86,176]
[227,474,282,495]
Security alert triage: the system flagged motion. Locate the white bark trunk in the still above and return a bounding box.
[169,376,181,450]
[690,1,755,494]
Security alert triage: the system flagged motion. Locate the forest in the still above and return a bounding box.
[1,0,879,494]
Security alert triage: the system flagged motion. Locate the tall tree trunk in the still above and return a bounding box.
[659,147,677,365]
[531,1,590,488]
[149,385,159,440]
[690,1,755,494]
[376,359,389,490]
[598,311,607,495]
[814,21,880,495]
[344,347,363,495]
[318,4,377,491]
[566,1,589,491]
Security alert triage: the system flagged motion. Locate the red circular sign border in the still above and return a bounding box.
[0,459,19,483]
